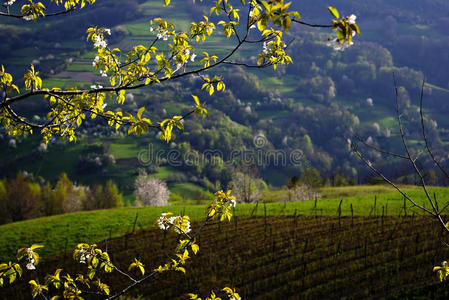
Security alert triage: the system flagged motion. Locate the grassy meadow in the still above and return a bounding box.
[1,185,448,263]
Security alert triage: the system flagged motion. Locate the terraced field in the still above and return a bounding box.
[2,215,449,299]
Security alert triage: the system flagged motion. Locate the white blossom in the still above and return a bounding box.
[78,249,90,264]
[26,248,36,270]
[22,15,33,21]
[326,36,353,51]
[348,14,357,24]
[93,35,107,49]
[262,42,269,54]
[157,213,170,230]
[92,56,101,67]
[104,28,111,35]
[4,0,16,6]
[156,26,169,40]
[134,172,169,206]
[229,199,236,207]
[190,53,197,62]
[100,69,108,77]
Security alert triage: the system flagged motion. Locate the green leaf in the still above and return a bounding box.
[192,95,200,106]
[328,6,339,19]
[137,106,145,120]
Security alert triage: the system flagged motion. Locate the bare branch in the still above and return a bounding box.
[419,79,449,181]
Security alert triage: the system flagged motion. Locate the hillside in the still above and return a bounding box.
[1,0,449,198]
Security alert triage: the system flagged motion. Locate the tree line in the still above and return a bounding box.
[0,172,123,225]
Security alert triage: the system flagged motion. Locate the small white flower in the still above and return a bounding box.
[190,53,197,62]
[157,213,170,230]
[150,27,154,32]
[4,0,16,5]
[262,42,269,54]
[348,14,357,24]
[104,28,111,35]
[100,69,108,77]
[22,15,33,21]
[101,103,107,109]
[326,36,353,51]
[92,56,101,67]
[249,24,256,30]
[26,263,36,270]
[249,10,254,17]
[230,199,236,207]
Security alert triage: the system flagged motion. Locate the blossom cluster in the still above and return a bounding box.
[4,0,15,6]
[93,35,107,49]
[157,213,191,234]
[26,248,36,270]
[150,21,169,40]
[327,14,357,51]
[78,248,91,264]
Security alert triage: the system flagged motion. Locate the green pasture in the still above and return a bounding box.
[1,185,448,261]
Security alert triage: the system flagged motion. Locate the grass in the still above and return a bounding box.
[317,184,422,199]
[169,182,208,199]
[153,166,177,179]
[1,185,449,261]
[108,143,142,159]
[65,63,95,72]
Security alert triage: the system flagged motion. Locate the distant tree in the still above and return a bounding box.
[229,171,265,203]
[291,184,321,201]
[84,184,104,210]
[300,168,323,188]
[287,175,320,202]
[333,173,348,187]
[103,180,124,208]
[424,170,439,186]
[134,171,170,206]
[41,181,56,216]
[397,86,411,108]
[6,173,42,222]
[302,134,314,155]
[0,180,8,224]
[52,173,69,215]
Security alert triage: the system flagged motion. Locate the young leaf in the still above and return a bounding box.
[328,6,339,19]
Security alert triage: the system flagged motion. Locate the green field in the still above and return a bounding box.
[1,185,448,262]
